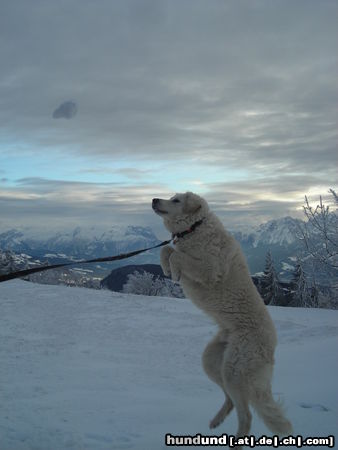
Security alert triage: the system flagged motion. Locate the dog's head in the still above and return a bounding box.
[152,192,208,233]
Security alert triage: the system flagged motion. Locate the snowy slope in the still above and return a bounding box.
[0,281,337,450]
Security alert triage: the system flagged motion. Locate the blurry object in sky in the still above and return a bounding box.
[53,100,77,119]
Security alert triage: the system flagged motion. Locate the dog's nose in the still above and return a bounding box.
[152,198,160,207]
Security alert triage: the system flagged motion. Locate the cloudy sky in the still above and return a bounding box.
[0,0,337,236]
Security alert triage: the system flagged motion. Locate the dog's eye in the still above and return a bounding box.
[172,199,180,203]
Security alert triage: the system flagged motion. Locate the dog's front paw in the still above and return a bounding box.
[160,246,174,277]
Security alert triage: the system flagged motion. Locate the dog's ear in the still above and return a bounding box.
[183,192,202,215]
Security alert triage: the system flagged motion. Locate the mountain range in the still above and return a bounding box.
[232,216,304,278]
[0,225,159,259]
[0,217,305,281]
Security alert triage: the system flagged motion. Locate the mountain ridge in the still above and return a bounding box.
[0,225,160,259]
[0,216,307,280]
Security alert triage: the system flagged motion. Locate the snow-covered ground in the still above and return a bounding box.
[0,281,337,450]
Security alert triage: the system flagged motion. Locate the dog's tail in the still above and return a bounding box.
[250,368,293,436]
[251,391,293,436]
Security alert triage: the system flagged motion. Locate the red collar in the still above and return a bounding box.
[172,219,204,244]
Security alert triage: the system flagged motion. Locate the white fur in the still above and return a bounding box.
[153,192,292,443]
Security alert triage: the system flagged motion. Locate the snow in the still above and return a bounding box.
[281,262,294,272]
[0,281,337,450]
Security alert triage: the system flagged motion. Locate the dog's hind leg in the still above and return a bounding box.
[202,331,234,429]
[227,385,252,439]
[202,332,226,388]
[222,360,252,446]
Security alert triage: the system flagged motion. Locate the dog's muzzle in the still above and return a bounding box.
[152,198,167,214]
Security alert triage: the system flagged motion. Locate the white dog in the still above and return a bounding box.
[152,192,292,442]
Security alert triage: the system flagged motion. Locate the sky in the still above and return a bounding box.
[0,0,337,236]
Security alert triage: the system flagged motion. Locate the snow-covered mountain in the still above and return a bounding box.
[0,280,337,449]
[251,216,302,247]
[230,216,304,277]
[0,216,322,282]
[0,217,302,256]
[0,225,160,260]
[231,216,302,247]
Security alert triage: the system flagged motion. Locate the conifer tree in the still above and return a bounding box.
[292,258,308,307]
[262,251,280,305]
[309,279,319,308]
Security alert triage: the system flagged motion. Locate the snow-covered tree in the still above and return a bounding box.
[261,251,280,305]
[308,279,319,308]
[317,286,338,310]
[122,271,163,296]
[0,250,18,275]
[297,189,338,306]
[299,189,338,275]
[161,278,185,298]
[122,270,184,298]
[291,258,309,307]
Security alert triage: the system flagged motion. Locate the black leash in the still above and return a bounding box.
[0,239,172,283]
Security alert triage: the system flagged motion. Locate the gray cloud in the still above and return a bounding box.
[78,167,153,179]
[0,0,337,230]
[52,100,77,119]
[1,175,334,237]
[0,177,171,236]
[1,1,336,157]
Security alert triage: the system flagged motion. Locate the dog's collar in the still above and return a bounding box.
[172,219,204,244]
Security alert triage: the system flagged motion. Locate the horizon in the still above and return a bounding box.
[0,209,310,242]
[1,0,337,233]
